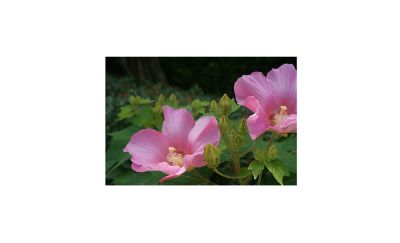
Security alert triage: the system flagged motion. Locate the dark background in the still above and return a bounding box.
[106,57,297,97]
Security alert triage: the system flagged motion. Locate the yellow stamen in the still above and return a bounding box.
[167,146,184,166]
[270,105,288,126]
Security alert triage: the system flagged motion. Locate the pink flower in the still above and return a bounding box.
[123,105,220,183]
[234,64,297,139]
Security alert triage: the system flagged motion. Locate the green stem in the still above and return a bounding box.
[213,168,243,179]
[266,132,277,150]
[190,170,217,185]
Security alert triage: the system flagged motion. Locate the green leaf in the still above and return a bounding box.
[106,125,139,173]
[137,97,152,105]
[275,135,297,172]
[229,98,240,113]
[238,167,251,178]
[112,170,164,185]
[131,106,153,127]
[117,105,135,120]
[265,159,290,185]
[248,160,264,179]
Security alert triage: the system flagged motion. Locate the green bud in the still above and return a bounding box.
[238,118,248,134]
[266,143,278,161]
[218,94,232,115]
[210,100,219,114]
[219,115,231,133]
[204,144,221,169]
[253,148,267,161]
[233,130,245,146]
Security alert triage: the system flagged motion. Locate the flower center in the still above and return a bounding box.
[167,147,184,166]
[270,105,288,126]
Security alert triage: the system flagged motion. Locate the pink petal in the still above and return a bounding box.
[162,105,195,152]
[266,64,297,114]
[123,129,169,166]
[187,116,220,154]
[131,161,181,175]
[270,114,297,134]
[159,166,187,183]
[247,106,269,140]
[241,96,261,113]
[184,153,205,168]
[234,71,278,114]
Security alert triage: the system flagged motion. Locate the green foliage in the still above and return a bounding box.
[265,159,290,185]
[248,160,264,179]
[106,125,139,173]
[106,90,297,185]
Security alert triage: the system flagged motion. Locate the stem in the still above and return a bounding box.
[213,168,243,179]
[266,132,277,150]
[190,170,217,185]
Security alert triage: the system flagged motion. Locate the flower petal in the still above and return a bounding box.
[184,153,205,168]
[159,166,187,183]
[234,71,278,114]
[187,116,220,154]
[162,105,195,152]
[131,161,181,175]
[247,106,269,140]
[266,64,297,114]
[270,114,297,134]
[123,128,169,166]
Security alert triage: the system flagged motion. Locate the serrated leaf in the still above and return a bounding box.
[248,160,264,179]
[117,105,135,120]
[265,159,290,185]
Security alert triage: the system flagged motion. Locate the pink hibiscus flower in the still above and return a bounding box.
[234,64,297,140]
[123,105,220,183]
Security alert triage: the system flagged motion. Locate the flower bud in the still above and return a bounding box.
[219,94,232,115]
[253,148,267,161]
[210,100,219,114]
[266,143,278,161]
[219,115,231,133]
[204,144,221,169]
[233,130,245,146]
[238,118,248,134]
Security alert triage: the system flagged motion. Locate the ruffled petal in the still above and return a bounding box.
[159,166,187,183]
[123,129,169,166]
[131,161,181,175]
[270,114,297,134]
[187,116,220,154]
[247,106,269,140]
[184,153,205,168]
[162,105,195,152]
[266,64,297,114]
[234,71,278,114]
